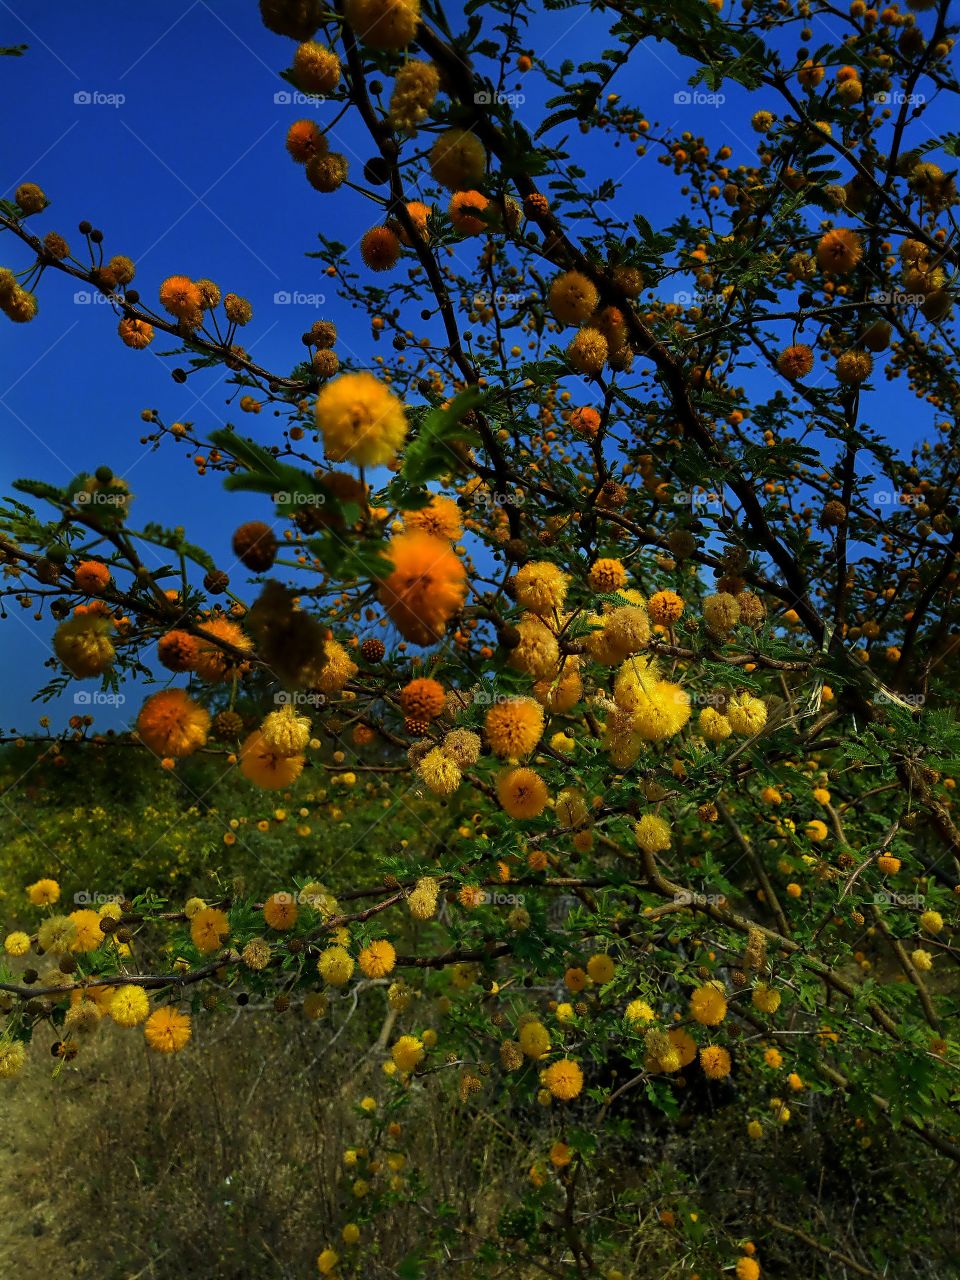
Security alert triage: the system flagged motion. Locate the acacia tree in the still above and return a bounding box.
[1,0,960,1274]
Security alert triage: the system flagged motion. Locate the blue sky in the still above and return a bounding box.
[0,1,953,731]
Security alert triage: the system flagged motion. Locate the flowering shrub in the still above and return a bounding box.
[1,0,960,1274]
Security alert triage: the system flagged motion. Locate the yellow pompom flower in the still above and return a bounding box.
[588,558,627,594]
[260,704,311,757]
[37,915,77,955]
[625,998,654,1024]
[27,878,60,906]
[344,0,420,50]
[391,1033,425,1072]
[417,747,462,796]
[190,907,230,954]
[316,1247,340,1276]
[69,909,104,953]
[920,909,944,935]
[137,688,211,759]
[408,876,440,920]
[726,692,767,734]
[110,985,150,1027]
[319,945,355,986]
[699,707,732,740]
[240,730,305,791]
[751,984,781,1014]
[429,127,486,189]
[4,931,31,957]
[634,814,671,854]
[519,1020,551,1059]
[53,615,115,678]
[144,1006,192,1053]
[699,1045,732,1079]
[587,953,615,984]
[690,982,727,1026]
[513,561,569,616]
[0,1042,27,1078]
[485,697,544,759]
[543,1058,584,1100]
[263,892,299,931]
[315,371,408,467]
[342,1223,360,1246]
[497,767,549,819]
[548,271,599,326]
[359,939,396,978]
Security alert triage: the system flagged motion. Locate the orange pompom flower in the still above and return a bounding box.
[239,730,305,790]
[137,689,211,759]
[378,531,467,646]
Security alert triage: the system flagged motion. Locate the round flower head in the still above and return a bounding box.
[509,614,561,680]
[625,998,654,1024]
[69,909,104,953]
[344,0,420,49]
[159,275,202,324]
[53,615,115,678]
[74,559,111,593]
[144,1007,192,1053]
[259,703,311,757]
[378,531,467,646]
[513,561,569,617]
[4,931,31,957]
[37,915,77,955]
[736,1257,760,1280]
[485,697,544,759]
[777,343,814,380]
[497,767,549,819]
[391,1033,424,1072]
[306,152,348,192]
[726,692,767,735]
[700,1045,732,1079]
[429,128,486,189]
[920,909,943,935]
[417,747,461,796]
[519,1020,551,1058]
[588,558,627,594]
[263,892,299,930]
[634,813,672,854]
[703,591,741,635]
[699,706,732,741]
[567,326,608,375]
[533,659,582,713]
[358,939,396,978]
[118,316,154,348]
[193,617,253,683]
[291,41,341,94]
[0,1042,27,1079]
[110,985,150,1027]
[751,983,781,1014]
[191,907,230,953]
[587,953,615,984]
[548,271,599,326]
[403,494,463,542]
[442,728,481,767]
[315,371,407,467]
[240,730,305,790]
[388,58,440,133]
[318,944,355,986]
[27,878,60,906]
[285,118,326,164]
[690,981,727,1026]
[400,677,445,721]
[360,225,401,272]
[816,227,862,274]
[449,190,490,236]
[543,1058,583,1100]
[836,350,873,385]
[137,689,211,759]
